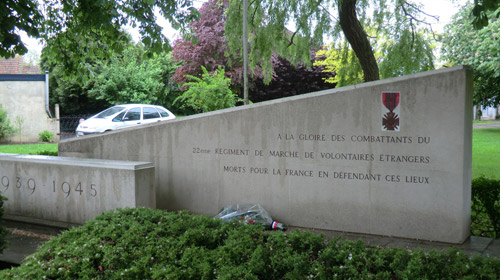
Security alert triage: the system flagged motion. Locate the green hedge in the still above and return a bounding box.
[472,176,500,238]
[1,208,500,279]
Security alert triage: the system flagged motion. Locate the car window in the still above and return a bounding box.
[123,107,141,121]
[157,108,170,118]
[95,106,125,118]
[112,111,126,122]
[143,107,161,119]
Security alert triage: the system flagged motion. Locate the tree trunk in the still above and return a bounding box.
[338,0,380,82]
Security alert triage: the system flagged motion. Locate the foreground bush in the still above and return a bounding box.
[1,208,500,279]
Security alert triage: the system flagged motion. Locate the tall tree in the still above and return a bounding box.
[173,0,335,102]
[86,45,180,109]
[172,0,246,86]
[442,3,500,107]
[225,0,436,84]
[338,0,379,81]
[42,42,181,115]
[471,0,500,28]
[2,0,197,77]
[1,0,42,58]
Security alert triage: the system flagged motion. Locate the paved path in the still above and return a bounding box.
[0,220,65,266]
[473,123,500,129]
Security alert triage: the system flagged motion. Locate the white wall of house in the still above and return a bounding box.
[473,105,499,120]
[480,105,499,120]
[0,75,58,143]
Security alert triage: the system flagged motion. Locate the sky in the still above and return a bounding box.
[21,0,468,60]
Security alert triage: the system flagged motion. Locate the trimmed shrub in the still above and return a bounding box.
[38,130,54,142]
[30,150,58,156]
[1,208,500,279]
[471,176,500,238]
[0,106,15,143]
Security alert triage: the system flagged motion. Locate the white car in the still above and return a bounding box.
[76,104,176,137]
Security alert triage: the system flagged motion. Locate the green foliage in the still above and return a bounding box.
[175,66,241,113]
[4,0,199,79]
[226,0,332,84]
[378,30,435,79]
[38,130,54,142]
[471,0,500,29]
[2,208,500,279]
[0,106,16,143]
[471,177,500,238]
[86,46,180,107]
[314,15,435,87]
[40,0,197,79]
[442,4,500,107]
[314,43,363,87]
[43,44,182,115]
[0,0,42,58]
[0,194,8,255]
[225,0,436,84]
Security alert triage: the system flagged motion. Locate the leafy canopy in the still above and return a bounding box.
[314,44,364,87]
[0,0,42,58]
[87,45,180,107]
[173,0,335,103]
[441,3,500,106]
[471,0,500,29]
[42,43,181,115]
[224,0,437,85]
[172,0,244,86]
[2,0,198,79]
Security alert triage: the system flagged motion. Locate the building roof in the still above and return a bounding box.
[0,56,41,74]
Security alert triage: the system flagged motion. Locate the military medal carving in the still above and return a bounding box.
[382,92,400,131]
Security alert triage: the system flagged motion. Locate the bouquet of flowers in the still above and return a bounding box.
[214,203,286,230]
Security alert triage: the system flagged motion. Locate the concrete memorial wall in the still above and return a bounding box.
[59,66,473,243]
[0,154,155,225]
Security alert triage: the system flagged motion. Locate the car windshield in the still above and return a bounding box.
[95,106,126,118]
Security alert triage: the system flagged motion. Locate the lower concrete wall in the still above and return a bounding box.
[0,154,155,225]
[59,66,473,243]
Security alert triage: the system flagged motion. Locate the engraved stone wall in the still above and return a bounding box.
[59,66,473,243]
[0,154,155,225]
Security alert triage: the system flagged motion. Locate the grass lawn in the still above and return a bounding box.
[472,126,500,179]
[0,143,58,155]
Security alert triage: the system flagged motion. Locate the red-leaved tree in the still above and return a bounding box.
[172,0,335,101]
[172,0,246,85]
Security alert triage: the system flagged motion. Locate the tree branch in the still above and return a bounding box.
[338,0,379,82]
[287,30,299,47]
[404,1,439,21]
[399,2,437,40]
